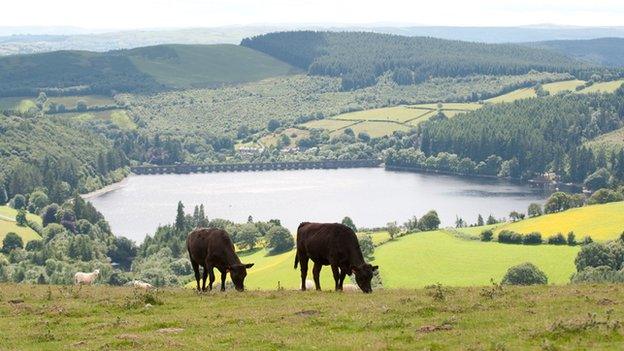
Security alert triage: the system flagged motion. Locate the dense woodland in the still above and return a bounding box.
[526,38,624,68]
[241,31,606,90]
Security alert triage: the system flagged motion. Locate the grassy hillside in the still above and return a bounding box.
[128,44,299,89]
[495,201,624,241]
[372,231,578,287]
[585,126,624,152]
[2,283,623,350]
[0,44,299,96]
[0,206,41,242]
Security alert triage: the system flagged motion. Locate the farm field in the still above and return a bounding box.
[485,87,536,103]
[259,128,310,148]
[543,79,585,94]
[0,206,41,242]
[585,126,624,152]
[302,118,357,132]
[334,121,411,138]
[372,230,578,287]
[192,229,579,291]
[46,95,116,109]
[578,79,624,94]
[331,106,433,123]
[452,223,500,237]
[51,109,136,130]
[495,201,624,241]
[2,283,623,350]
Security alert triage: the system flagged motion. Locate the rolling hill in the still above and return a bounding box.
[241,31,596,89]
[0,205,41,242]
[0,44,299,96]
[526,38,624,67]
[495,201,624,241]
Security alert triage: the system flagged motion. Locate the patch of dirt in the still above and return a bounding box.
[597,298,617,306]
[71,341,86,347]
[156,328,184,334]
[294,309,320,317]
[8,299,24,304]
[117,334,141,340]
[418,324,454,333]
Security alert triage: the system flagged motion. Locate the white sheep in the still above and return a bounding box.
[342,284,360,292]
[74,269,100,285]
[302,279,315,290]
[130,280,154,290]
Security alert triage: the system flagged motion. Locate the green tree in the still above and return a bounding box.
[2,233,23,253]
[15,210,27,226]
[502,262,548,285]
[480,229,493,242]
[584,168,611,191]
[477,214,484,226]
[236,223,259,250]
[486,215,498,225]
[588,189,623,205]
[418,210,440,231]
[266,226,294,254]
[387,221,400,239]
[267,119,281,132]
[175,201,186,231]
[28,190,49,214]
[575,242,617,271]
[41,204,59,227]
[341,216,357,232]
[357,234,375,259]
[11,194,26,210]
[0,186,7,205]
[527,203,542,218]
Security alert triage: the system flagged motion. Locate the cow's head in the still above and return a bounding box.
[351,264,378,293]
[228,263,254,291]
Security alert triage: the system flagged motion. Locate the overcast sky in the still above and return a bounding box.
[3,0,624,30]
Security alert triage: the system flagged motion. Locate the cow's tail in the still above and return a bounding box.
[294,254,299,269]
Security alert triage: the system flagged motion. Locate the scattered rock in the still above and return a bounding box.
[157,328,184,334]
[418,324,453,333]
[294,309,320,317]
[144,303,153,309]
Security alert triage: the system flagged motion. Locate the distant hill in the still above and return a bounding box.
[0,44,298,96]
[525,38,624,67]
[241,31,595,90]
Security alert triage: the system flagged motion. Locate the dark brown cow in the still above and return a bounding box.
[295,222,378,293]
[187,228,254,292]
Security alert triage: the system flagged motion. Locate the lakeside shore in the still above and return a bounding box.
[81,176,130,200]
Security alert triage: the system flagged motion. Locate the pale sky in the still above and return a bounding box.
[2,0,624,29]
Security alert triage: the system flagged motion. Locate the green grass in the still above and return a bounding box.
[259,128,310,148]
[334,121,411,138]
[129,44,300,89]
[578,79,624,94]
[332,106,433,123]
[46,95,116,109]
[52,109,136,130]
[495,201,624,241]
[2,283,624,350]
[0,206,42,243]
[485,87,536,103]
[543,79,585,94]
[302,119,357,132]
[452,224,500,237]
[372,231,578,287]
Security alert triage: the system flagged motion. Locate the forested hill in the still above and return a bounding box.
[0,44,298,97]
[525,38,624,68]
[240,31,598,90]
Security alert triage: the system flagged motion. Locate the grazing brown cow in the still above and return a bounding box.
[187,228,254,292]
[295,222,378,293]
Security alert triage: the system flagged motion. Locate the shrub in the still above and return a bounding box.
[583,169,611,191]
[497,230,522,244]
[522,232,542,245]
[417,210,440,231]
[582,236,594,245]
[501,262,548,285]
[567,232,576,246]
[11,194,26,210]
[480,229,493,242]
[547,233,566,245]
[587,188,623,205]
[574,242,617,271]
[25,240,43,252]
[571,266,624,284]
[2,233,24,253]
[15,210,27,226]
[41,204,60,227]
[527,203,542,217]
[266,226,294,254]
[357,234,375,259]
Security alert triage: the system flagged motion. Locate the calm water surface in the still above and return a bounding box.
[89,168,548,242]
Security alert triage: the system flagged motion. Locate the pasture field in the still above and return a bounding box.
[485,87,536,103]
[46,95,116,109]
[452,224,500,237]
[51,109,136,130]
[2,283,623,350]
[259,128,310,148]
[579,79,624,94]
[0,96,32,111]
[335,121,411,138]
[585,126,624,152]
[302,119,357,132]
[0,206,41,242]
[543,79,585,94]
[331,106,433,123]
[372,231,578,287]
[495,201,624,241]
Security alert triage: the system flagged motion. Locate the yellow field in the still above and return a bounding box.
[578,79,624,94]
[543,79,585,94]
[53,109,136,130]
[485,87,536,103]
[495,201,624,241]
[0,206,42,243]
[409,103,481,110]
[334,121,411,138]
[302,119,357,132]
[331,106,432,123]
[259,128,311,147]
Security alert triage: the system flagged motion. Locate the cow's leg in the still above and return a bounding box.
[219,268,227,291]
[331,265,341,291]
[299,255,309,291]
[338,267,348,290]
[191,260,201,292]
[208,267,216,291]
[201,266,209,292]
[312,262,323,291]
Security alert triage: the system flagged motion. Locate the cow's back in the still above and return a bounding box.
[297,222,358,263]
[187,228,232,265]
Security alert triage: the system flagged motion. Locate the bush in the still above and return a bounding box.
[547,233,567,245]
[417,210,440,231]
[584,169,611,191]
[587,188,623,205]
[502,262,548,285]
[527,203,542,217]
[571,266,624,284]
[357,234,375,259]
[566,232,576,246]
[41,204,59,227]
[15,210,27,226]
[2,233,24,253]
[25,240,43,252]
[522,232,542,245]
[480,229,493,242]
[574,242,617,271]
[497,230,523,244]
[11,194,26,210]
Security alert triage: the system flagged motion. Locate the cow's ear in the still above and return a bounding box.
[245,263,254,269]
[372,265,379,271]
